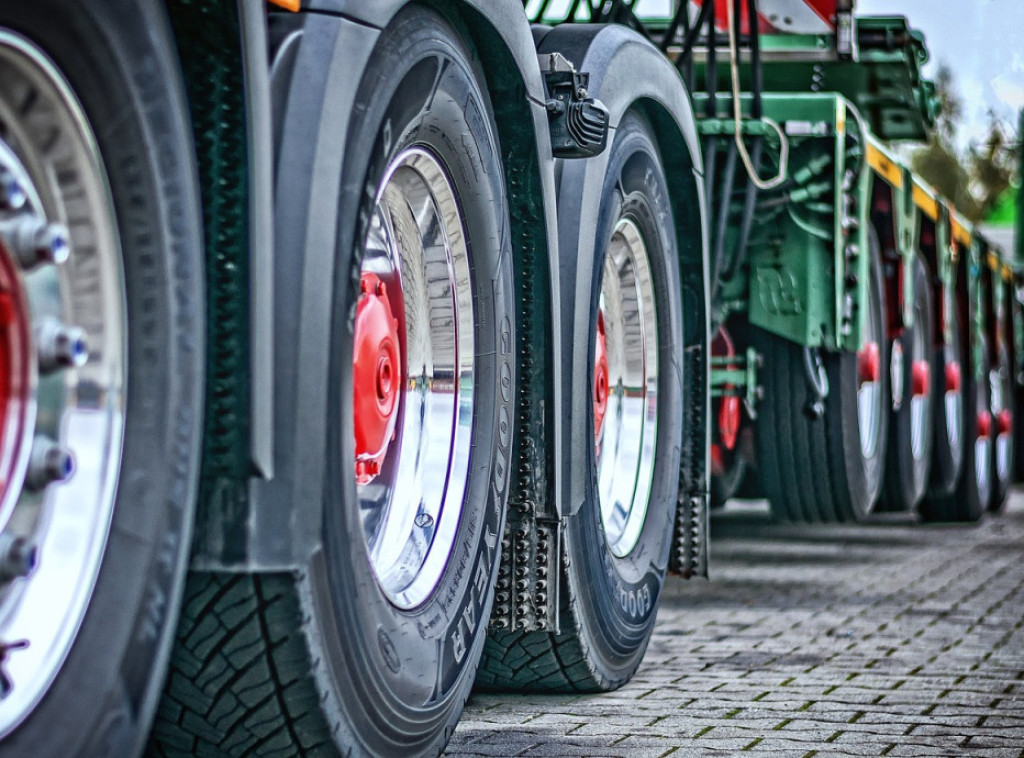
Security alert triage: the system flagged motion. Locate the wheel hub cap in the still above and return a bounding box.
[0,238,32,523]
[353,272,401,485]
[858,341,880,383]
[596,217,658,559]
[354,147,474,610]
[593,310,609,442]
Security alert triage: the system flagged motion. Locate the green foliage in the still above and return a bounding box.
[910,64,1019,224]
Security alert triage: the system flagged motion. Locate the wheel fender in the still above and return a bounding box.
[227,13,380,571]
[538,24,709,555]
[303,0,567,520]
[230,4,564,570]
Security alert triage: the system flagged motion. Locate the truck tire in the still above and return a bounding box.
[0,2,205,757]
[711,449,748,508]
[926,285,966,498]
[880,256,934,511]
[755,237,889,522]
[989,338,1013,512]
[481,111,683,692]
[920,333,991,522]
[150,8,514,756]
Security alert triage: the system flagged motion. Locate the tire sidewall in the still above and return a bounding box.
[0,2,204,756]
[570,112,682,672]
[991,337,1013,511]
[311,8,513,753]
[929,285,966,497]
[832,238,889,519]
[885,258,934,509]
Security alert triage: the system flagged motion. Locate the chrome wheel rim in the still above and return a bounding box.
[943,289,963,451]
[909,295,931,461]
[857,280,883,459]
[0,32,126,733]
[354,147,474,610]
[991,359,1011,483]
[596,218,658,559]
[975,372,992,500]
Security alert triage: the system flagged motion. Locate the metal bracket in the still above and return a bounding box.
[710,346,763,419]
[540,52,610,159]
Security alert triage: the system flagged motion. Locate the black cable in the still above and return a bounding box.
[747,0,763,119]
[706,0,717,118]
[659,2,685,52]
[678,2,712,94]
[724,136,763,282]
[712,141,739,292]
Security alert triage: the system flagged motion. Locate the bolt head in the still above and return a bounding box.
[0,173,26,212]
[35,223,70,266]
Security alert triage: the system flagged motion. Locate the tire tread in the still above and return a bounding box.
[148,573,334,758]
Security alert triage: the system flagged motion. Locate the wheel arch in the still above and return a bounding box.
[536,22,710,577]
[207,0,563,570]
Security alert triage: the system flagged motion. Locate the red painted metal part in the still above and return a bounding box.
[710,443,725,476]
[857,341,880,384]
[693,0,837,34]
[712,326,741,451]
[945,361,962,394]
[0,238,31,517]
[998,409,1013,437]
[353,272,401,485]
[911,360,930,397]
[594,309,609,442]
[977,410,992,440]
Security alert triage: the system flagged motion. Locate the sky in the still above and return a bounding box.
[834,1,1024,150]
[540,1,1024,149]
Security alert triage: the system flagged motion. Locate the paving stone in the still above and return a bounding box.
[446,493,1024,757]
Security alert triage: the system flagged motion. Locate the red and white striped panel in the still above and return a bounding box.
[690,0,837,35]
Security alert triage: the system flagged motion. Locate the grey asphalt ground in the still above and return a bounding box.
[447,491,1024,757]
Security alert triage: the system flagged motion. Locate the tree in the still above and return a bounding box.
[910,64,1019,223]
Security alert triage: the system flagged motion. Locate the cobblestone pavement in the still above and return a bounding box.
[448,492,1024,757]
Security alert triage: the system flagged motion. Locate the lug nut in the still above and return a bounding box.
[36,318,89,373]
[0,534,37,580]
[0,215,70,269]
[0,171,26,212]
[25,436,75,492]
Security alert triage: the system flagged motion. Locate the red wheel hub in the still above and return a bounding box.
[945,361,962,393]
[712,327,741,450]
[998,409,1012,437]
[353,272,402,485]
[911,360,930,397]
[858,341,880,383]
[594,310,609,442]
[0,238,32,521]
[977,410,992,440]
[718,396,741,451]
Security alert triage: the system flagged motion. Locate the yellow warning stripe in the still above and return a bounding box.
[950,215,972,247]
[866,142,902,188]
[911,183,939,221]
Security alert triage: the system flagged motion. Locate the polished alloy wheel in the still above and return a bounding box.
[991,360,1011,484]
[857,337,882,459]
[943,290,964,452]
[354,147,474,610]
[909,297,932,461]
[595,217,658,559]
[975,379,992,499]
[0,31,126,733]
